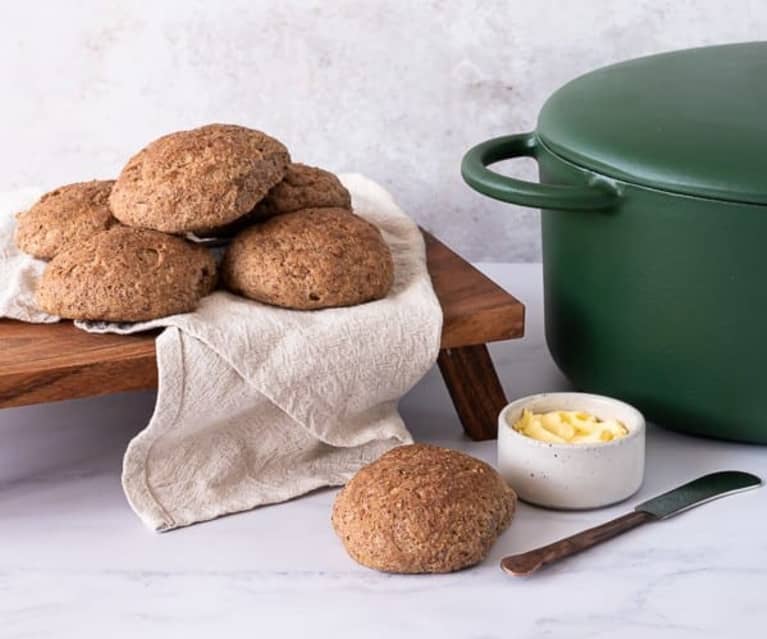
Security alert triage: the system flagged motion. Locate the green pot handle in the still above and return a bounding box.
[461,133,619,211]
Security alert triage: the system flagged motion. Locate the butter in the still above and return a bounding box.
[511,409,628,444]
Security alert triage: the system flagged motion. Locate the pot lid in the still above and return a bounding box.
[537,42,767,205]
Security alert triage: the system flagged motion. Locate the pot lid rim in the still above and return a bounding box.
[537,132,767,208]
[536,42,767,207]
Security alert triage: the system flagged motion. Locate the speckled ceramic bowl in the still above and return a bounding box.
[497,392,645,509]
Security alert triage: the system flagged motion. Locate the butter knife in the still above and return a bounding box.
[501,470,761,576]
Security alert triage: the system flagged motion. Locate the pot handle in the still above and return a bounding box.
[461,133,619,211]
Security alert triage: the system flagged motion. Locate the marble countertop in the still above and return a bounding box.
[2,263,765,638]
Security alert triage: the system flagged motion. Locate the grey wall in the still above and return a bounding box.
[2,0,765,261]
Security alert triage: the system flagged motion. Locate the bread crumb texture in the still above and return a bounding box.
[36,226,217,321]
[109,124,290,234]
[202,162,351,238]
[331,444,517,573]
[222,207,394,310]
[259,162,351,217]
[14,180,117,259]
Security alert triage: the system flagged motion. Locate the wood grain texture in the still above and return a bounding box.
[424,232,525,349]
[0,321,159,407]
[437,344,508,441]
[0,232,524,409]
[501,510,654,576]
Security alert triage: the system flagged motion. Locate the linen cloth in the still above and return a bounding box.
[0,175,442,530]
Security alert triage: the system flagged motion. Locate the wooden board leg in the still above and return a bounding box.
[437,344,508,441]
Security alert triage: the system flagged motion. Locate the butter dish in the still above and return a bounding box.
[497,392,645,509]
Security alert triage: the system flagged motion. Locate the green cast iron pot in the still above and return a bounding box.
[461,43,767,444]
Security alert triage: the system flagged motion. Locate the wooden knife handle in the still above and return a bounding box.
[501,510,654,576]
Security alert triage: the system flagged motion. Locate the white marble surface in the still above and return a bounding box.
[3,1,767,260]
[2,263,766,638]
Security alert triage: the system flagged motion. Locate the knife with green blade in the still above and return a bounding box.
[501,471,761,576]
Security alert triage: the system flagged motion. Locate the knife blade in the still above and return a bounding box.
[636,470,761,519]
[501,470,762,576]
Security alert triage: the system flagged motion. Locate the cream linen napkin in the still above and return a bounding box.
[0,187,57,323]
[0,175,442,530]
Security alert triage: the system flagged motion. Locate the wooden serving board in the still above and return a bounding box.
[0,232,524,439]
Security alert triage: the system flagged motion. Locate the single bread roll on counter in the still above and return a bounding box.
[332,444,517,573]
[36,226,216,322]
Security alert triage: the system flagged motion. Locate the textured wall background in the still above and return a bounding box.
[1,0,766,260]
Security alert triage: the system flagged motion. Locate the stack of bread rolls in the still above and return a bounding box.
[14,124,394,322]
